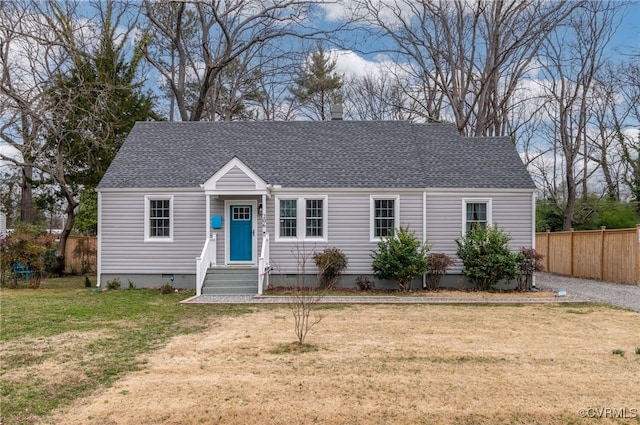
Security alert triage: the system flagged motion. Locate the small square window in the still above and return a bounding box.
[232,206,251,221]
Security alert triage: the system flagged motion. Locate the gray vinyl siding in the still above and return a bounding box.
[267,192,425,275]
[100,189,533,282]
[425,192,533,273]
[216,166,256,189]
[100,192,206,274]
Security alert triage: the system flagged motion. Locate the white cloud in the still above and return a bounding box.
[0,143,22,171]
[330,49,408,79]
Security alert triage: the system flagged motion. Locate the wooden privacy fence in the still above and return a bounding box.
[536,226,640,285]
[65,236,97,274]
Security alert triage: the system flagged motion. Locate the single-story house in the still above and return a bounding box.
[96,120,536,294]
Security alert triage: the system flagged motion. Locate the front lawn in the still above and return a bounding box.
[0,276,251,424]
[2,276,638,425]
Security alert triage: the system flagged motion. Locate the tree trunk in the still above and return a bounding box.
[54,199,77,276]
[20,165,33,223]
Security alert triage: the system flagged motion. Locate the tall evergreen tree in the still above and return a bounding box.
[290,45,343,120]
[38,2,156,271]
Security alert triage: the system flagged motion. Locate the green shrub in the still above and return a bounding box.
[0,223,56,287]
[371,226,430,292]
[354,275,375,291]
[106,278,121,290]
[425,252,455,291]
[612,349,625,357]
[128,280,136,290]
[312,247,348,289]
[160,283,173,294]
[455,224,520,291]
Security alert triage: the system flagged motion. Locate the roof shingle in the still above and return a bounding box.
[98,121,536,190]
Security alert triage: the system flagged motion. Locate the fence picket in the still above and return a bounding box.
[535,226,639,285]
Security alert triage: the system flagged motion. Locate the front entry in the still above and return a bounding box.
[229,205,253,262]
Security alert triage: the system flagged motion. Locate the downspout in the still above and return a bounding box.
[423,191,427,289]
[262,193,267,235]
[206,193,211,240]
[96,191,102,287]
[531,191,537,288]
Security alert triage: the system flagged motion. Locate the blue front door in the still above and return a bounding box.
[229,205,253,262]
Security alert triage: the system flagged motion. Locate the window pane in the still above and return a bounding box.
[466,202,487,231]
[233,206,251,221]
[306,199,323,237]
[149,199,170,238]
[279,199,297,237]
[374,199,395,237]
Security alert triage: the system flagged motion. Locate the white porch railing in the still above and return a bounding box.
[195,234,217,296]
[257,233,270,295]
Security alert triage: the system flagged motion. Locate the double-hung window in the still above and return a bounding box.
[463,199,492,232]
[305,199,324,237]
[145,195,173,242]
[279,199,297,238]
[276,196,327,241]
[370,195,399,241]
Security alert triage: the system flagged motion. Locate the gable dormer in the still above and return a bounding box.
[202,157,268,195]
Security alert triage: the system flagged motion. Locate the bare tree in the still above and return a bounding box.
[352,0,582,136]
[617,57,640,212]
[287,244,324,347]
[141,0,326,122]
[0,1,84,246]
[536,1,620,229]
[584,64,634,201]
[342,68,426,121]
[0,0,150,271]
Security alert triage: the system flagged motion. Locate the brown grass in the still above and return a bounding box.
[39,304,639,425]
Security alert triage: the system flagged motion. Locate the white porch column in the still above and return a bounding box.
[206,193,211,240]
[261,193,267,235]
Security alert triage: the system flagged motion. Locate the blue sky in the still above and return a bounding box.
[611,1,640,55]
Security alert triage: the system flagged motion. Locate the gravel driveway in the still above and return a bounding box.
[535,272,640,312]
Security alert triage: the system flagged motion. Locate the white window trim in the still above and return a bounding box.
[144,195,174,242]
[370,195,400,242]
[275,195,328,242]
[462,198,493,233]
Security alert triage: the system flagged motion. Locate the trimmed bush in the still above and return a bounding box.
[425,252,455,290]
[312,247,348,289]
[455,224,520,291]
[371,226,430,292]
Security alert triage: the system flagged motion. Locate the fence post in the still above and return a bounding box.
[570,228,575,277]
[600,226,606,281]
[636,224,640,285]
[546,229,551,272]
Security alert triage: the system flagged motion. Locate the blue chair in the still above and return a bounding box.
[12,262,33,283]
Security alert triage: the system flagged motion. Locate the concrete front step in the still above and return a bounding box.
[202,267,258,295]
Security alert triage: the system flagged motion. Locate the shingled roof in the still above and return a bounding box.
[98,121,536,190]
